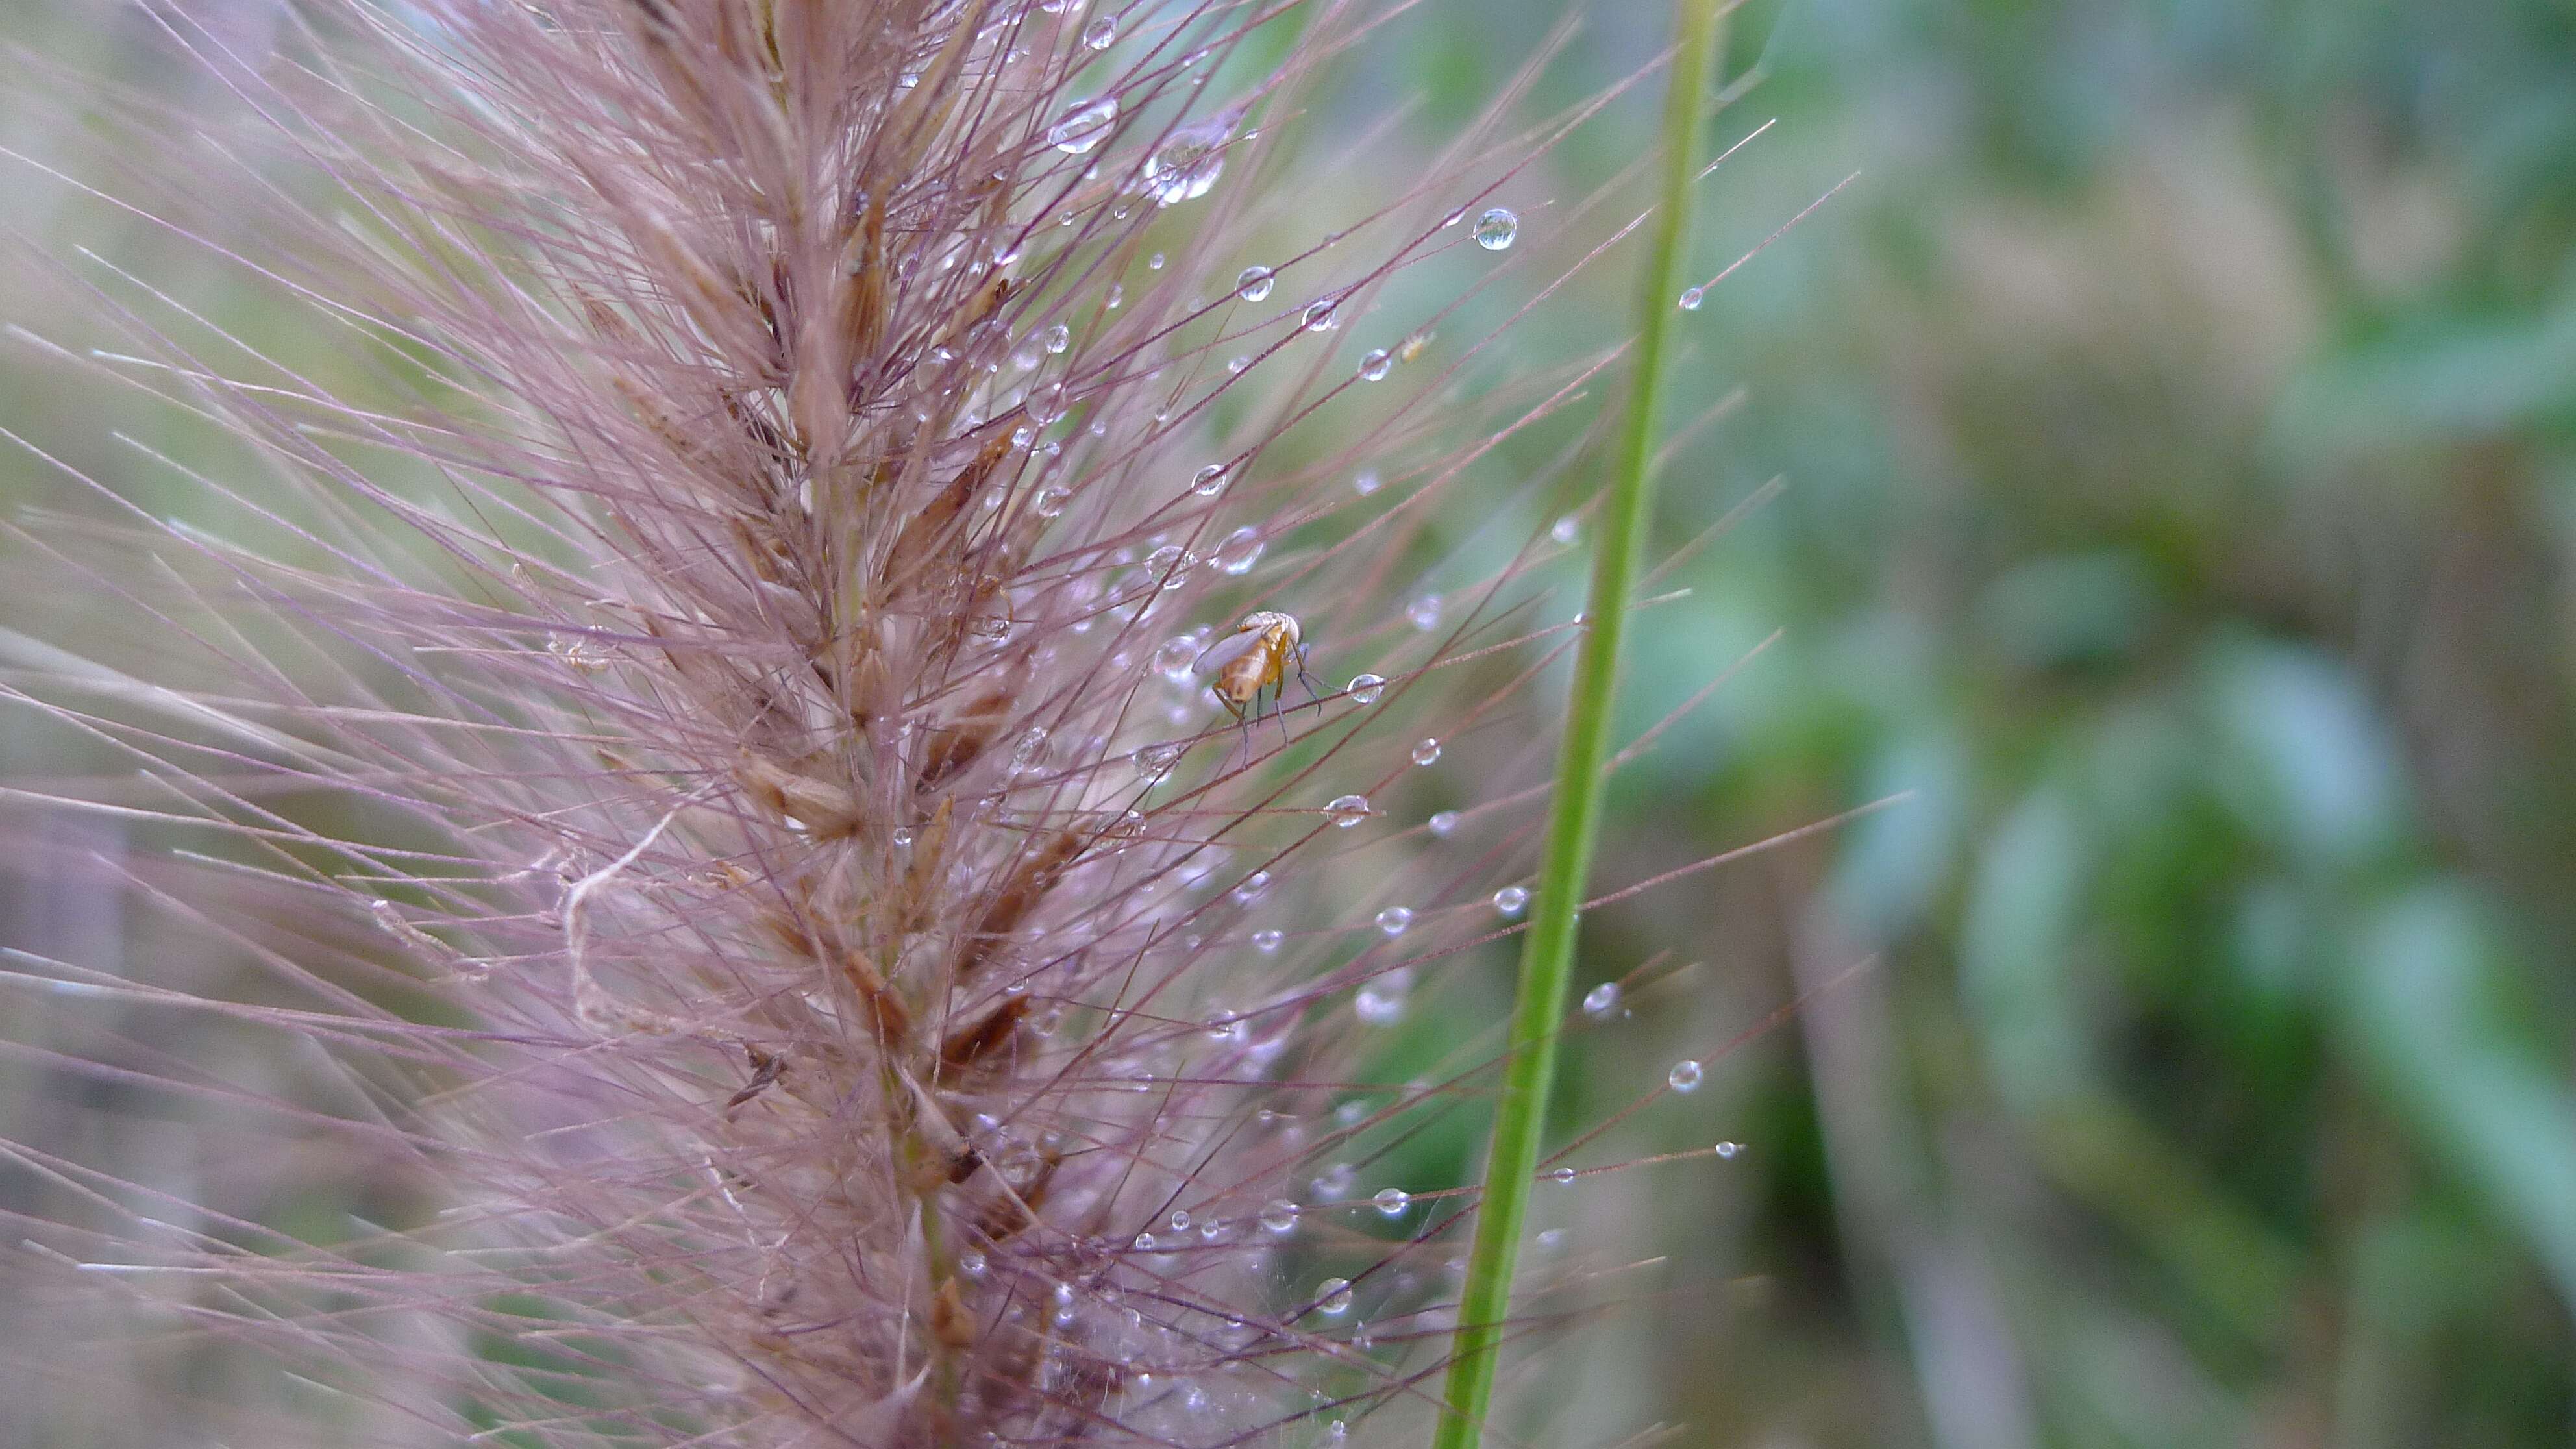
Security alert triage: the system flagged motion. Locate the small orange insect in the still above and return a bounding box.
[1196,610,1320,750]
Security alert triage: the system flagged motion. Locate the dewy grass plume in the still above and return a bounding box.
[0,0,1813,1444]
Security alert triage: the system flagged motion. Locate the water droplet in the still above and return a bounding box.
[1426,810,1460,838]
[1168,1209,1191,1232]
[1135,740,1183,779]
[1082,16,1114,47]
[1405,593,1442,630]
[1357,349,1391,382]
[1375,906,1413,937]
[1313,1278,1354,1317]
[1104,281,1123,308]
[1324,794,1373,827]
[1411,737,1441,766]
[1354,977,1407,1024]
[1192,462,1229,495]
[1492,885,1528,916]
[1215,526,1264,575]
[1667,1059,1703,1093]
[958,1248,987,1276]
[1548,1165,1576,1185]
[1148,252,1165,269]
[1344,673,1385,705]
[1581,981,1620,1018]
[1252,928,1283,952]
[1313,1162,1356,1198]
[1259,1200,1299,1235]
[1441,206,1466,228]
[1235,266,1274,302]
[1715,1140,1742,1159]
[1352,469,1382,497]
[1011,343,1043,371]
[1226,354,1250,374]
[1143,120,1228,204]
[1372,1187,1410,1217]
[1472,207,1518,250]
[1050,97,1117,154]
[1026,380,1066,423]
[891,828,915,848]
[1536,1228,1565,1252]
[1041,323,1071,354]
[1678,286,1704,311]
[1133,1231,1158,1252]
[1152,634,1200,681]
[1011,727,1050,774]
[1146,543,1190,583]
[1233,869,1271,904]
[1551,514,1579,545]
[1034,485,1072,518]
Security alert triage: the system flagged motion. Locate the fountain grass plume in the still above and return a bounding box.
[0,0,1819,1443]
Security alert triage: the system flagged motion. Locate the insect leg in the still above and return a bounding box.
[1295,645,1327,710]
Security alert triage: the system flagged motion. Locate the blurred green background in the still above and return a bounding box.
[8,0,2576,1445]
[1402,0,2576,1444]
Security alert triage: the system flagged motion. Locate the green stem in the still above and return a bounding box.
[1431,3,1725,1445]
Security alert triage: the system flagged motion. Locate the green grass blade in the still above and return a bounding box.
[1430,3,1727,1444]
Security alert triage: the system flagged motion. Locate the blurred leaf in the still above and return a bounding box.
[2339,885,2576,1309]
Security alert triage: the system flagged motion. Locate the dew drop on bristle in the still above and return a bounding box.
[1011,343,1043,371]
[1313,1278,1354,1317]
[1259,1200,1299,1235]
[1548,1166,1576,1185]
[1252,928,1283,953]
[1324,794,1372,826]
[1215,527,1263,575]
[1472,207,1518,249]
[1011,727,1049,774]
[1357,349,1391,381]
[1353,978,1406,1024]
[1134,741,1182,780]
[1034,485,1071,517]
[1715,1140,1742,1159]
[1406,593,1442,630]
[1235,266,1274,302]
[1552,514,1580,545]
[1374,906,1412,936]
[1668,1059,1703,1092]
[1049,96,1117,153]
[1372,1187,1409,1217]
[1410,737,1441,766]
[1152,635,1197,681]
[1226,355,1250,374]
[1678,286,1705,311]
[1441,206,1466,228]
[1232,870,1270,903]
[1426,810,1460,837]
[1082,16,1113,47]
[1583,981,1620,1018]
[1344,673,1385,705]
[1493,885,1528,916]
[1041,323,1071,354]
[1353,469,1382,496]
[1302,297,1339,332]
[1191,463,1229,495]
